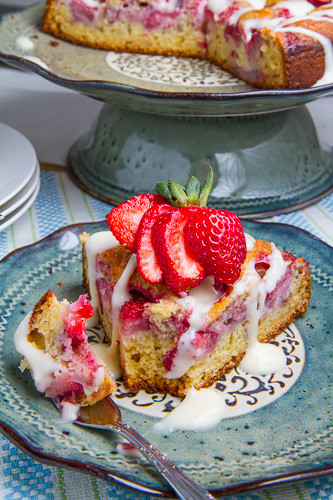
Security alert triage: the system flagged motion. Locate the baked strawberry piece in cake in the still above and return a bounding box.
[82,169,311,396]
[15,290,116,420]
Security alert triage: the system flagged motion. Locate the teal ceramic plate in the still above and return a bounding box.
[0,221,332,497]
[0,3,332,116]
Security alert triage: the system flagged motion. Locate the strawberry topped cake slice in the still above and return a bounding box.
[82,168,311,396]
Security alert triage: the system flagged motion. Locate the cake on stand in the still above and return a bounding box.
[1,3,332,218]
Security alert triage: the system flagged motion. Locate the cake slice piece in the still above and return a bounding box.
[81,169,311,397]
[14,290,116,420]
[82,233,311,397]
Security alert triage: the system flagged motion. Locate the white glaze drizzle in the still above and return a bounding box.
[84,231,137,379]
[164,276,224,379]
[245,232,255,251]
[154,388,226,433]
[109,254,137,379]
[310,7,333,18]
[207,0,232,17]
[243,16,287,42]
[58,231,80,251]
[153,0,180,13]
[235,243,289,375]
[84,231,119,327]
[79,0,100,6]
[61,402,81,422]
[14,312,62,393]
[16,35,34,51]
[274,0,314,17]
[166,239,289,378]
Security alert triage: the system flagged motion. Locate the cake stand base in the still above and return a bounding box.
[68,103,333,217]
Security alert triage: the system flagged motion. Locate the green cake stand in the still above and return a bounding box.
[1,3,332,217]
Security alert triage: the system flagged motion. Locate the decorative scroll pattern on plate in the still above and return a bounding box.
[105,52,240,87]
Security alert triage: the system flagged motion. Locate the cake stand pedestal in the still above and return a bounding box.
[0,2,332,218]
[68,103,333,217]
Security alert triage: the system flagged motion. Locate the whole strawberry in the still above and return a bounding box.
[183,207,246,285]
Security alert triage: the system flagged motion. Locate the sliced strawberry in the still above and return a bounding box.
[153,208,206,294]
[105,193,166,253]
[136,204,176,284]
[184,207,246,285]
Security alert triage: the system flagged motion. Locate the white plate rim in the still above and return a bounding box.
[0,122,37,205]
[0,161,40,218]
[0,176,40,231]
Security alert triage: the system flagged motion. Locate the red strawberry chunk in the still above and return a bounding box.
[63,295,94,344]
[184,207,246,285]
[105,193,166,253]
[153,208,206,294]
[308,0,331,5]
[163,346,177,371]
[192,331,219,360]
[137,204,176,284]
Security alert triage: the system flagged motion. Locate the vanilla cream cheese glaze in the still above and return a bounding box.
[84,231,119,327]
[154,388,227,433]
[165,240,287,379]
[14,313,62,393]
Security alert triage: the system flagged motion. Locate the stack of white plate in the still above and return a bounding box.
[0,123,40,232]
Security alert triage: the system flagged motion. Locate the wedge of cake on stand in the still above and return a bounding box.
[42,0,333,89]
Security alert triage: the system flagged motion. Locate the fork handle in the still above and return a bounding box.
[115,421,216,500]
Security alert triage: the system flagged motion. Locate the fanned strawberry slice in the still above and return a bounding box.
[105,193,166,253]
[153,208,206,294]
[184,207,246,285]
[137,204,176,284]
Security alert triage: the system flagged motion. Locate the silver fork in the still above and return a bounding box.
[67,396,216,500]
